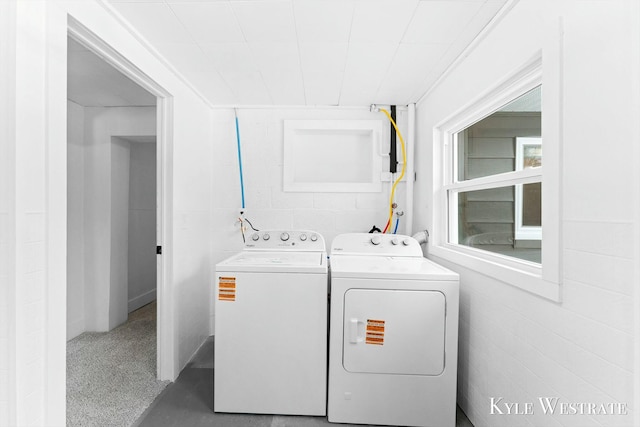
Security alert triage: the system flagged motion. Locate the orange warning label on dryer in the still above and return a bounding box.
[218,277,236,301]
[366,319,385,345]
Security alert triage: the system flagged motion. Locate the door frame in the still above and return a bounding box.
[67,17,175,381]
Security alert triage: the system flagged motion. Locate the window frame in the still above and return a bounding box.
[431,54,561,301]
[514,137,542,241]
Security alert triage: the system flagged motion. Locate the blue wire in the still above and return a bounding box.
[393,217,400,234]
[235,114,245,209]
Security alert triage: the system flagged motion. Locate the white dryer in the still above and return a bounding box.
[328,233,459,427]
[214,230,328,416]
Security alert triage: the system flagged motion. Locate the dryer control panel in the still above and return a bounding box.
[244,230,326,252]
[331,233,423,257]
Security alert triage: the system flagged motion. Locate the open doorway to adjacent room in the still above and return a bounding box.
[66,33,168,426]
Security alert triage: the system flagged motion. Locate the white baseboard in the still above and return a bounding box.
[128,289,156,313]
[67,317,85,341]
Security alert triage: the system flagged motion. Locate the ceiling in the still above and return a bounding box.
[102,0,508,107]
[68,37,157,107]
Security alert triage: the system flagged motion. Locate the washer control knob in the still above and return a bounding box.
[402,238,411,246]
[251,233,260,241]
[299,234,307,241]
[371,236,381,246]
[280,232,290,241]
[310,234,318,242]
[391,238,399,245]
[263,233,270,241]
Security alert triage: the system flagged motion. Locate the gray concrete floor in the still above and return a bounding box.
[134,337,474,427]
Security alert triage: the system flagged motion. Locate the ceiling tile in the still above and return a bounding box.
[299,42,348,73]
[261,69,306,104]
[200,43,258,73]
[182,70,237,105]
[303,71,343,105]
[106,0,508,106]
[231,1,297,43]
[249,43,300,71]
[349,0,419,43]
[375,43,448,104]
[406,0,508,100]
[110,2,194,44]
[339,42,398,105]
[168,2,245,44]
[403,1,484,44]
[293,0,355,43]
[155,43,216,72]
[219,70,272,104]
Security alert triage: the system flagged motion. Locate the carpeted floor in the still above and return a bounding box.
[67,301,169,427]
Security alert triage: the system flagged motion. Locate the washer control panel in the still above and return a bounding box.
[245,230,325,251]
[331,233,422,257]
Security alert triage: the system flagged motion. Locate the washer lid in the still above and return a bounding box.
[329,255,458,281]
[217,251,327,274]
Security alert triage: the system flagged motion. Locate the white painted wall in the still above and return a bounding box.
[109,137,131,330]
[209,106,410,333]
[0,1,16,425]
[7,1,215,424]
[414,1,639,427]
[128,141,157,313]
[67,100,85,340]
[171,100,213,370]
[12,2,49,425]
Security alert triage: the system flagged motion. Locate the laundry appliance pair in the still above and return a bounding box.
[214,230,459,427]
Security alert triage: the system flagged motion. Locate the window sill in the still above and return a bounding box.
[429,243,561,302]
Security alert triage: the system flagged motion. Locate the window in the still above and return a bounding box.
[431,55,561,301]
[452,86,542,264]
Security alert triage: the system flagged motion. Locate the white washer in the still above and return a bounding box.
[328,233,460,427]
[214,230,328,416]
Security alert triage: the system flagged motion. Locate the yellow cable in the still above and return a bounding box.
[379,108,407,233]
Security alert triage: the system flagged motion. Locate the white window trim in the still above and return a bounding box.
[431,52,562,302]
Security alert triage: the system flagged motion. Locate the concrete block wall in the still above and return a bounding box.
[415,1,639,426]
[209,106,410,333]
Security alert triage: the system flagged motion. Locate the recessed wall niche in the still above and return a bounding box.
[283,120,383,192]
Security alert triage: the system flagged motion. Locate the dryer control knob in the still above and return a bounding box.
[371,236,381,245]
[402,238,410,246]
[299,234,307,241]
[391,238,399,245]
[310,234,318,242]
[251,233,260,241]
[263,233,270,241]
[280,232,290,241]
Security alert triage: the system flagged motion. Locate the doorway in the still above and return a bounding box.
[66,26,171,425]
[67,17,174,381]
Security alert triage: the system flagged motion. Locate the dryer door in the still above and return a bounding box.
[343,289,445,375]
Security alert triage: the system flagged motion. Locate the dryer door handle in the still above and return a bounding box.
[348,318,365,344]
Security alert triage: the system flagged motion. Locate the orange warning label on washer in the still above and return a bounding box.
[218,277,236,301]
[366,319,385,345]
